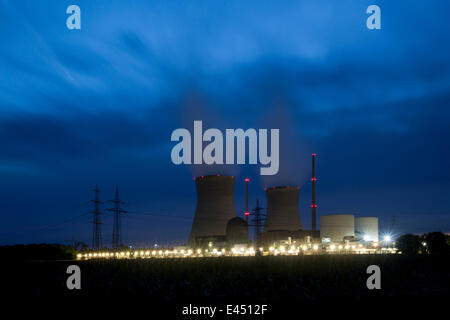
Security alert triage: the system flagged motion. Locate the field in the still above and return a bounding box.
[4,255,449,314]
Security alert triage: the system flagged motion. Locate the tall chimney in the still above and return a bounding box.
[311,153,317,231]
[244,178,250,222]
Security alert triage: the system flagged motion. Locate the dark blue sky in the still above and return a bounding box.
[1,1,449,246]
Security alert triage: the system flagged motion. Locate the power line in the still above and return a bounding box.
[106,186,127,249]
[88,184,103,250]
[248,199,266,245]
[127,211,192,220]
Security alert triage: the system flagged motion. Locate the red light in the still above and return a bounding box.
[311,177,317,181]
[244,211,250,216]
[311,204,317,208]
[244,178,250,182]
[312,153,317,156]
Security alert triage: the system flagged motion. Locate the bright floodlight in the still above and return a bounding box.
[384,235,391,242]
[363,235,369,241]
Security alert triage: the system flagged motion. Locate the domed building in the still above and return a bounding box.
[226,217,248,245]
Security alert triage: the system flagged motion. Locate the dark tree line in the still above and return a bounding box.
[396,232,449,255]
[0,244,77,260]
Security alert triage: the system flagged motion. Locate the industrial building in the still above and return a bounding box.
[320,214,355,242]
[259,230,319,245]
[318,214,380,243]
[355,217,379,242]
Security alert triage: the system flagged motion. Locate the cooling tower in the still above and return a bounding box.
[355,217,379,242]
[188,175,237,246]
[263,186,302,232]
[320,214,355,242]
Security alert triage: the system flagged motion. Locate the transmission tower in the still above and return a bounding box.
[89,184,103,250]
[249,199,266,245]
[106,186,127,250]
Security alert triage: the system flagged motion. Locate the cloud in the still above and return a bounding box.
[1,0,450,243]
[0,105,173,169]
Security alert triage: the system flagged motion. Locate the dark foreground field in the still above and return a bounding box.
[4,255,449,314]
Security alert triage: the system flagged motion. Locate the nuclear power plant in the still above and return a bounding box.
[80,154,389,259]
[187,154,381,249]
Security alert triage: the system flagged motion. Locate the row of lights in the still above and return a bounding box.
[329,244,362,251]
[77,247,259,259]
[268,244,320,255]
[77,245,312,259]
[77,240,397,259]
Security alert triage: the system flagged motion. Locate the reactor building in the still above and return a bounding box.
[319,214,379,242]
[320,214,355,242]
[226,217,248,245]
[355,217,379,242]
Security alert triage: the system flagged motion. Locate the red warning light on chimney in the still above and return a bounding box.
[244,178,250,182]
[244,211,250,216]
